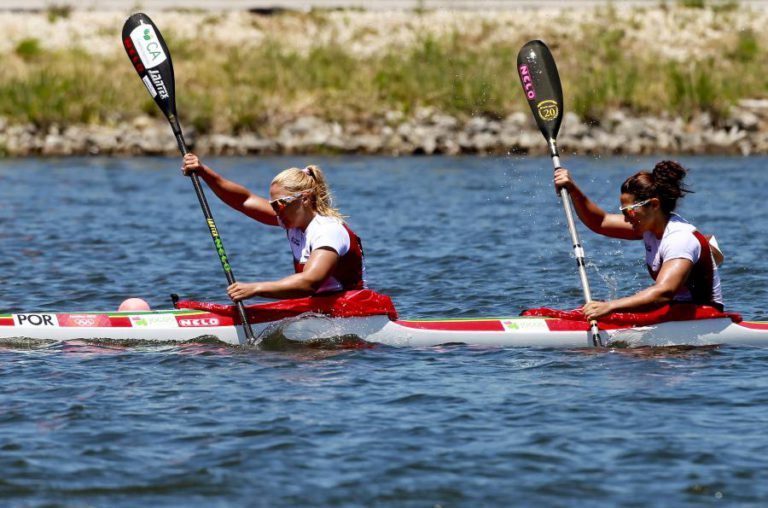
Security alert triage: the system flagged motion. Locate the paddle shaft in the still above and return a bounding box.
[547,143,594,303]
[121,12,256,343]
[548,142,602,346]
[170,118,256,342]
[517,40,603,347]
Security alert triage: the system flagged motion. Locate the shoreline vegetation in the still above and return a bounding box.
[2,2,768,156]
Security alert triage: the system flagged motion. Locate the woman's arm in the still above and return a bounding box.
[182,153,277,226]
[581,258,693,319]
[554,168,641,240]
[226,248,340,301]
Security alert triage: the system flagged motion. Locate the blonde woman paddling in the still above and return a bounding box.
[182,154,366,302]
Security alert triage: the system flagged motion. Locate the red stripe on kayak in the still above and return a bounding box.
[543,319,591,332]
[545,317,751,332]
[738,321,768,330]
[0,317,14,327]
[57,314,112,327]
[543,319,642,331]
[395,320,505,331]
[108,316,134,327]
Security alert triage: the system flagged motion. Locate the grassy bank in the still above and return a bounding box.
[1,4,767,134]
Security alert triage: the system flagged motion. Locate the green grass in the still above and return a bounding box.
[678,0,707,8]
[15,38,43,61]
[45,4,72,23]
[1,6,767,133]
[0,49,135,128]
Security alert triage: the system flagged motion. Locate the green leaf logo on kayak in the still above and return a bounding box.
[537,99,559,122]
[501,319,549,332]
[129,314,179,328]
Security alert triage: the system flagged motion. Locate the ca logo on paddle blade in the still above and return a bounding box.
[129,23,167,70]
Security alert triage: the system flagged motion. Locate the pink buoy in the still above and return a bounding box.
[118,298,151,311]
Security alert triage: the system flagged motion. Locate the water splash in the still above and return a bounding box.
[253,313,372,351]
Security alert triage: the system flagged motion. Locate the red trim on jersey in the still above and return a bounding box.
[688,231,717,307]
[292,224,365,290]
[648,230,720,309]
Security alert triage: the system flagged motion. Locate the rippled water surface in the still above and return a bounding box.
[1,155,767,506]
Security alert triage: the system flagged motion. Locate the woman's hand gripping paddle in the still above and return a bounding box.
[516,40,604,347]
[122,13,256,344]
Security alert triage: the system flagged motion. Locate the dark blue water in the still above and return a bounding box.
[1,155,767,506]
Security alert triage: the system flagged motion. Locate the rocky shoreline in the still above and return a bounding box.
[2,101,766,157]
[3,5,768,157]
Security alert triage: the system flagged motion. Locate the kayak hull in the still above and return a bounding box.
[2,310,767,348]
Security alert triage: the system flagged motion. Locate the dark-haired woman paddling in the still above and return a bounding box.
[553,160,722,320]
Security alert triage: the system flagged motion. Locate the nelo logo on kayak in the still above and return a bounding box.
[518,64,536,100]
[178,318,221,327]
[537,99,559,121]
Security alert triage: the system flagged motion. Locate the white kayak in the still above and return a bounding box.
[1,294,767,348]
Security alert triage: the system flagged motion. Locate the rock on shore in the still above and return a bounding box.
[2,101,767,157]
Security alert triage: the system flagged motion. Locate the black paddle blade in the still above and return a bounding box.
[122,13,178,124]
[517,40,564,141]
